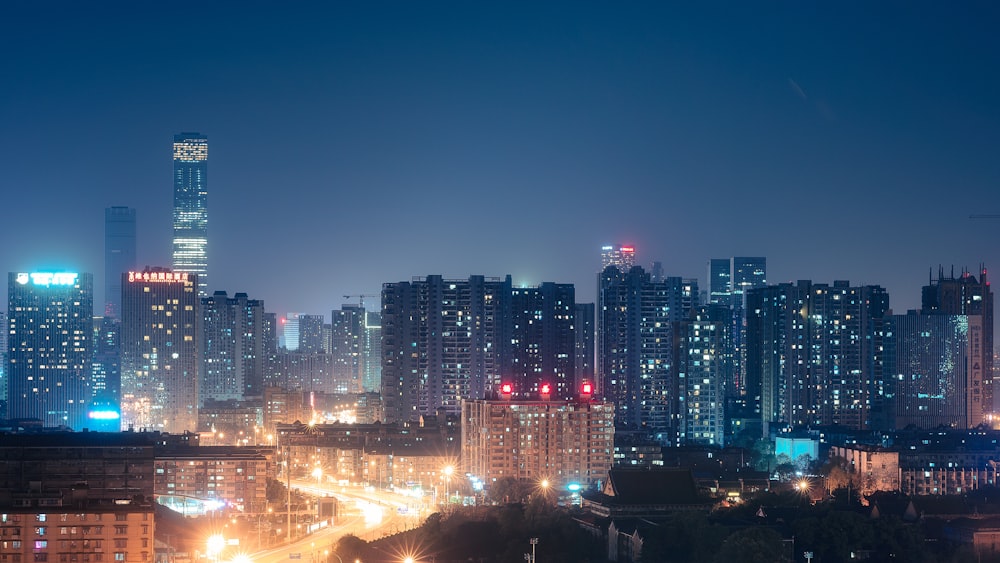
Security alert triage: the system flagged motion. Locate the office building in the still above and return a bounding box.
[7,272,93,429]
[887,311,977,429]
[381,275,511,422]
[508,283,576,400]
[104,206,136,317]
[706,259,732,307]
[91,315,122,430]
[921,266,994,417]
[746,280,889,435]
[600,244,636,271]
[120,268,199,433]
[281,313,300,351]
[172,133,209,296]
[0,431,156,563]
[331,305,365,394]
[201,291,267,403]
[461,390,614,488]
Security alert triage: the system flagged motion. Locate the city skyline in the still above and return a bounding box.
[3,3,1000,320]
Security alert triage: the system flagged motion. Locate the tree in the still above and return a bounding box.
[713,527,790,563]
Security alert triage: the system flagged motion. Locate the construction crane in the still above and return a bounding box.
[343,293,378,308]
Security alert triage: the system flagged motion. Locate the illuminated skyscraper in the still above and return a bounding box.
[921,266,994,416]
[104,206,136,317]
[7,272,93,429]
[508,283,576,400]
[382,275,511,422]
[746,280,889,435]
[362,311,382,393]
[201,291,266,402]
[172,133,209,296]
[120,268,199,433]
[331,305,365,394]
[598,265,699,445]
[600,244,636,271]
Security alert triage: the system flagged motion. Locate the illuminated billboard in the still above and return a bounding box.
[127,271,189,283]
[15,272,79,287]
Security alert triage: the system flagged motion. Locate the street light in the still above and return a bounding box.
[443,465,454,505]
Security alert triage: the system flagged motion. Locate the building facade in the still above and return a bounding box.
[104,206,136,318]
[171,133,209,297]
[461,393,614,488]
[598,265,697,444]
[680,305,731,446]
[381,275,511,423]
[508,283,576,400]
[0,432,157,563]
[201,291,266,403]
[7,272,93,429]
[921,267,994,418]
[330,305,365,395]
[120,269,199,433]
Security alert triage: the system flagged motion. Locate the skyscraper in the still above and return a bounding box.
[91,315,122,429]
[600,244,636,271]
[362,311,382,393]
[574,302,595,388]
[508,282,577,400]
[104,206,136,317]
[331,304,365,394]
[746,280,889,435]
[297,314,326,354]
[598,265,699,444]
[120,268,199,433]
[7,272,93,429]
[201,291,266,402]
[921,266,994,417]
[680,304,731,446]
[886,311,976,429]
[172,132,209,296]
[381,275,511,422]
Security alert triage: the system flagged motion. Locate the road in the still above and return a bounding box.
[242,480,430,563]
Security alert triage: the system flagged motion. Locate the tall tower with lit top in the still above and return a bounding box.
[172,132,209,296]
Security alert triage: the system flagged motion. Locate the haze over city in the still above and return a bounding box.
[3,2,999,320]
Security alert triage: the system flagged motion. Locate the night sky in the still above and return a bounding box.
[3,2,1000,320]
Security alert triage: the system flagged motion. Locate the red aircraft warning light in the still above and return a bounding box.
[500,383,513,400]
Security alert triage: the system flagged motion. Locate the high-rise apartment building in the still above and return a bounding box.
[746,280,889,435]
[172,133,209,296]
[574,303,595,388]
[201,291,266,402]
[7,272,93,429]
[120,268,199,433]
[598,265,699,444]
[105,206,136,317]
[680,304,731,446]
[921,267,994,416]
[381,275,511,422]
[362,311,382,393]
[0,310,6,419]
[461,391,614,488]
[297,314,326,354]
[508,283,576,400]
[331,304,365,394]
